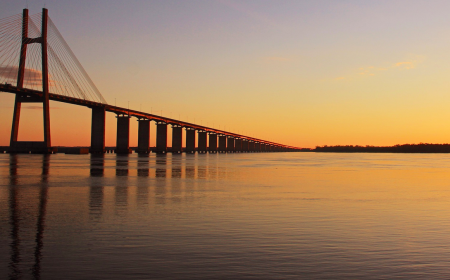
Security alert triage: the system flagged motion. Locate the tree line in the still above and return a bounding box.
[312,143,450,153]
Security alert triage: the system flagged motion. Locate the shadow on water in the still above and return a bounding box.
[8,155,20,280]
[185,153,196,179]
[90,154,104,177]
[89,155,104,221]
[171,155,183,203]
[155,154,167,205]
[171,154,182,179]
[84,153,216,212]
[8,154,49,280]
[32,155,49,280]
[136,155,150,208]
[115,155,129,215]
[115,155,129,177]
[136,179,149,209]
[137,154,149,177]
[155,154,167,178]
[197,164,207,180]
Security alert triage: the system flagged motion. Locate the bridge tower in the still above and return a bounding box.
[10,9,53,153]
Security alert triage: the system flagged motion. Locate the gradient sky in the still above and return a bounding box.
[2,0,450,148]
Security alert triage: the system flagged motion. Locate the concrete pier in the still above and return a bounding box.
[172,125,182,153]
[137,119,150,154]
[235,138,242,152]
[90,107,106,153]
[248,141,253,152]
[208,133,217,153]
[116,115,131,154]
[198,131,207,153]
[254,142,261,153]
[218,135,227,153]
[242,139,249,152]
[185,128,196,153]
[156,122,167,154]
[227,137,235,153]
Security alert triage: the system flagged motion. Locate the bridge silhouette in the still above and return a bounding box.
[0,9,300,154]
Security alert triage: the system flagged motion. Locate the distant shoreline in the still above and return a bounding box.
[311,144,450,153]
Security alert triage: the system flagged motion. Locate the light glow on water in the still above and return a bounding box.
[1,153,450,279]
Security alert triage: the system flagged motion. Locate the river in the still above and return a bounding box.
[1,152,450,279]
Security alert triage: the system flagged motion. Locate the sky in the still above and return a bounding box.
[2,0,450,148]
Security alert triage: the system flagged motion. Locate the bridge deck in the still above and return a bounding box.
[0,84,299,149]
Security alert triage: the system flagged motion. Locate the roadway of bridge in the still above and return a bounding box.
[0,84,300,150]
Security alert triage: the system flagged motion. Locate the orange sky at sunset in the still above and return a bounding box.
[2,1,450,148]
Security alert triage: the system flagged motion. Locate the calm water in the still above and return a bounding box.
[1,152,450,279]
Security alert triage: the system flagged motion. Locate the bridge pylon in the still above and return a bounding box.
[10,9,53,154]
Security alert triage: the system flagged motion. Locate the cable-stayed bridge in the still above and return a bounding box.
[0,9,300,154]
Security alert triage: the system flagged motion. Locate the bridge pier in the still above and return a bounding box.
[156,122,167,154]
[256,142,260,152]
[172,125,182,153]
[137,119,150,154]
[198,131,207,153]
[208,133,217,153]
[116,115,131,154]
[242,139,249,152]
[235,138,242,153]
[227,137,235,153]
[90,107,106,153]
[248,141,254,152]
[218,135,227,153]
[185,128,196,153]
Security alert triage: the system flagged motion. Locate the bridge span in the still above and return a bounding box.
[1,83,299,154]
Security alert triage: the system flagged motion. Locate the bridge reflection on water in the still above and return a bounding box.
[4,153,231,279]
[8,155,49,280]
